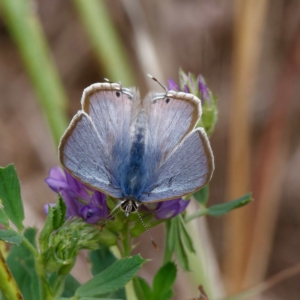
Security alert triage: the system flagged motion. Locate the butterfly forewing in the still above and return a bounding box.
[59,112,122,198]
[81,83,134,159]
[141,128,214,203]
[145,91,201,166]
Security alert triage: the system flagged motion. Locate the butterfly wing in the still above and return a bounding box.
[59,83,136,198]
[140,128,214,203]
[144,90,201,165]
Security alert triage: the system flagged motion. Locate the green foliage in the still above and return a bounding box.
[151,262,177,300]
[0,207,9,227]
[133,276,152,300]
[193,185,209,206]
[39,196,67,253]
[0,0,69,146]
[0,230,23,245]
[133,262,177,300]
[205,193,253,216]
[186,192,253,222]
[0,164,24,230]
[76,255,146,297]
[61,275,80,297]
[6,228,41,300]
[89,247,126,299]
[199,92,218,136]
[73,0,135,86]
[164,216,195,271]
[53,195,67,230]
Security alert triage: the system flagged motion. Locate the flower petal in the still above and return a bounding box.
[64,169,90,201]
[60,190,81,219]
[167,79,180,91]
[197,75,210,104]
[45,166,69,192]
[154,198,190,220]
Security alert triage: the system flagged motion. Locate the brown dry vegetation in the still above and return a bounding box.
[1,1,300,299]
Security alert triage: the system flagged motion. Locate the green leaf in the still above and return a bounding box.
[163,219,176,263]
[61,274,80,297]
[6,228,41,300]
[152,262,177,300]
[76,255,146,297]
[193,185,209,206]
[79,298,122,300]
[0,229,23,244]
[53,195,66,230]
[90,246,117,276]
[0,164,24,230]
[39,204,55,252]
[0,207,9,227]
[178,215,195,253]
[174,218,189,271]
[89,247,126,299]
[206,193,253,216]
[133,276,152,300]
[176,236,189,271]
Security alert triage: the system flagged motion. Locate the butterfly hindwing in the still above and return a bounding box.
[140,128,214,203]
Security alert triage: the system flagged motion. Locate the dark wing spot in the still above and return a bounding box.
[168,177,174,187]
[166,98,170,103]
[116,91,121,97]
[128,95,132,100]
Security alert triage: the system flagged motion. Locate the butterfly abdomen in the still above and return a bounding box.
[121,110,148,199]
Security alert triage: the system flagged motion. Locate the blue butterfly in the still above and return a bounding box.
[59,81,214,217]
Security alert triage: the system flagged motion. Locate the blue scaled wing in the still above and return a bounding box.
[144,90,201,165]
[140,128,214,203]
[59,83,135,198]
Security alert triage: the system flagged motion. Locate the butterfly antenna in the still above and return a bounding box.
[99,206,121,230]
[147,74,168,93]
[136,209,158,250]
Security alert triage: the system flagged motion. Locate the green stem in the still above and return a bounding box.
[35,256,53,300]
[0,0,69,146]
[121,221,132,257]
[185,208,208,223]
[22,236,39,257]
[73,0,135,86]
[125,280,138,300]
[0,251,23,300]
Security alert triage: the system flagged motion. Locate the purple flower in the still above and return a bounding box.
[45,167,108,224]
[167,79,180,91]
[142,198,190,220]
[168,71,211,106]
[197,75,210,104]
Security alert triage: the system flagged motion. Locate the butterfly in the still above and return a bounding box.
[59,79,214,217]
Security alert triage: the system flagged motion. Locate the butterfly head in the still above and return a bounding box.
[120,198,139,217]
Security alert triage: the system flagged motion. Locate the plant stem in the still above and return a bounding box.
[22,236,39,257]
[185,208,207,223]
[35,256,53,300]
[0,0,69,146]
[122,222,132,257]
[125,280,138,300]
[73,0,135,86]
[0,250,23,300]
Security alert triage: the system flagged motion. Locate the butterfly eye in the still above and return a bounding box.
[166,98,170,103]
[116,91,121,97]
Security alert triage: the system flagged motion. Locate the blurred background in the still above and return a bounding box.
[1,0,300,299]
